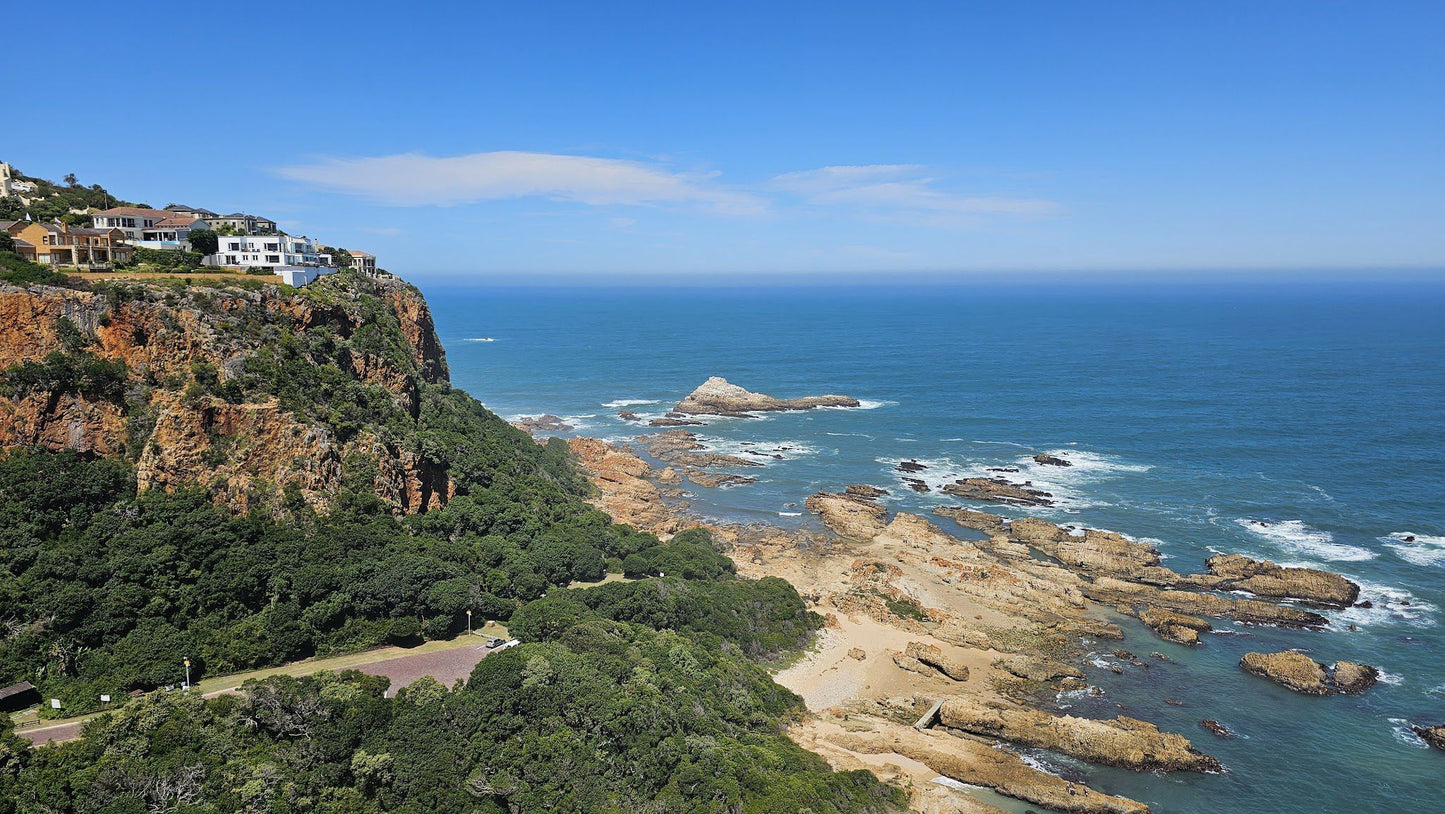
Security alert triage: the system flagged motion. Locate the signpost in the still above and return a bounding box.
[183,658,191,691]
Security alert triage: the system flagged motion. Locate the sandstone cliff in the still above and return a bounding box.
[0,272,460,514]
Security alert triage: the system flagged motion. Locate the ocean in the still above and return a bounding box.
[423,277,1445,813]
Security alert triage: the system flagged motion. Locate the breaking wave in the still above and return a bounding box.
[1233,518,1376,562]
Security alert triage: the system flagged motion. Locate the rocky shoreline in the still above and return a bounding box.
[548,427,1392,814]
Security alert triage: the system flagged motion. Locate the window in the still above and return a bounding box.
[266,255,281,264]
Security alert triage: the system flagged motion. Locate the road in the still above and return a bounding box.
[16,635,504,746]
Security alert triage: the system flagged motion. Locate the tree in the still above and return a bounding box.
[63,173,77,186]
[187,228,218,256]
[0,232,13,253]
[327,247,355,270]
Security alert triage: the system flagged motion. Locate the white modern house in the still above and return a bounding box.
[211,234,335,286]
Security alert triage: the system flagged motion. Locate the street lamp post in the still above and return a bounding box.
[183,658,191,691]
[466,609,473,636]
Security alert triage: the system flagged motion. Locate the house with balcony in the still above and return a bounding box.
[205,212,277,234]
[92,206,175,241]
[350,250,377,274]
[8,221,131,268]
[136,215,208,251]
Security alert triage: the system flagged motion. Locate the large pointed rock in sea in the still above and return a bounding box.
[673,376,860,416]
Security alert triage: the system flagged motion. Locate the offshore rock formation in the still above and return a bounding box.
[1138,608,1213,645]
[0,273,452,514]
[673,376,859,416]
[940,477,1054,506]
[938,697,1222,772]
[1239,651,1379,695]
[1412,724,1445,751]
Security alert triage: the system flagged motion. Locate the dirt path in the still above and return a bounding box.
[16,632,506,746]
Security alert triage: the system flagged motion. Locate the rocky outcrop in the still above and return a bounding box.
[1203,553,1360,607]
[941,478,1053,506]
[933,506,1007,534]
[845,483,888,499]
[806,491,889,539]
[828,727,1150,814]
[0,275,451,514]
[567,436,686,535]
[512,414,573,434]
[673,376,859,416]
[1412,724,1445,751]
[903,641,970,682]
[1138,608,1212,645]
[1033,453,1071,467]
[939,698,1222,773]
[1239,651,1379,695]
[1085,577,1328,628]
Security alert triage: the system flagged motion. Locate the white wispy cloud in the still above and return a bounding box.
[276,152,1058,229]
[275,151,763,213]
[772,164,1059,221]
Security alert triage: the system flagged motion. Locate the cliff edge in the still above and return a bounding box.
[0,271,502,515]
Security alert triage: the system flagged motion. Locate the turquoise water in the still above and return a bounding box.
[424,279,1445,812]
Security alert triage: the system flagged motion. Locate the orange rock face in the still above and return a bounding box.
[0,275,452,515]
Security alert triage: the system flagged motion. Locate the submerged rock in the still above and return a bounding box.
[673,376,859,416]
[938,698,1222,772]
[896,459,928,473]
[1239,651,1379,695]
[1200,719,1233,738]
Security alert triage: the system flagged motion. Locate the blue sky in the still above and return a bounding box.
[4,2,1442,280]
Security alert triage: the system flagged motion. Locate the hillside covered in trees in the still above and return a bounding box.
[0,260,903,813]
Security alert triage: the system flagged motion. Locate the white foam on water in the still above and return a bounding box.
[696,436,821,465]
[462,337,495,342]
[929,776,988,792]
[1381,532,1445,568]
[777,511,802,517]
[1233,518,1377,562]
[601,398,660,408]
[1329,579,1437,628]
[1008,750,1063,777]
[1377,669,1404,686]
[1389,719,1431,749]
[825,431,875,439]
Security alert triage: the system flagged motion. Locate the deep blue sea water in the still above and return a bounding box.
[423,279,1445,813]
